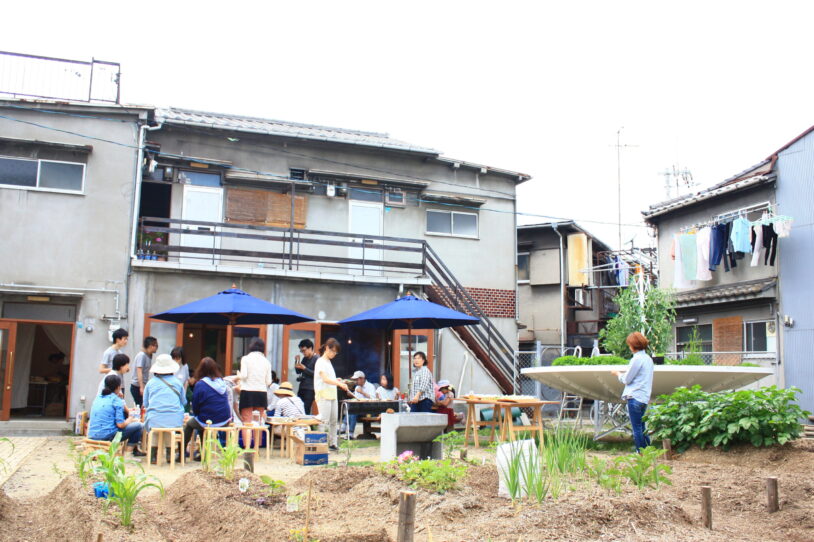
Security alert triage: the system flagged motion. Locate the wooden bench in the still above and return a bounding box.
[80,438,125,456]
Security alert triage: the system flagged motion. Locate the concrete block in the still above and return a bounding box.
[380,413,447,462]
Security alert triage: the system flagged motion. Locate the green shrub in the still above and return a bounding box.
[551,355,628,366]
[665,355,706,365]
[740,362,760,367]
[379,458,468,493]
[646,385,810,452]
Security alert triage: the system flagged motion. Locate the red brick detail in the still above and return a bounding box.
[426,286,515,319]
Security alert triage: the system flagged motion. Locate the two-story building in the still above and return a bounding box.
[0,101,530,422]
[643,124,814,413]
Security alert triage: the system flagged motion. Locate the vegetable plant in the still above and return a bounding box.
[212,437,247,481]
[260,475,286,495]
[551,355,629,366]
[498,440,525,503]
[646,385,810,452]
[433,430,466,460]
[107,470,164,526]
[541,427,588,475]
[614,446,672,489]
[587,457,623,494]
[599,285,676,358]
[380,458,468,493]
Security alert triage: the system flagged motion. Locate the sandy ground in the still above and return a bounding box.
[1,436,813,542]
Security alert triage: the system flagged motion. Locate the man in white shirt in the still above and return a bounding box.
[97,354,130,398]
[344,370,376,439]
[99,328,129,374]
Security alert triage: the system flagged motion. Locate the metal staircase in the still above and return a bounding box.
[422,242,517,393]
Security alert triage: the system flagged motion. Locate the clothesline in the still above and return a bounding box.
[679,201,777,232]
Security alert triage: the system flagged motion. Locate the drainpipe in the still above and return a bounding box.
[129,121,163,259]
[551,223,566,353]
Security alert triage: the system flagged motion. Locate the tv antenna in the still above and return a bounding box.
[612,128,638,250]
[660,165,696,199]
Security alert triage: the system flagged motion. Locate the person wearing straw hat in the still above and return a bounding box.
[143,354,186,461]
[271,381,305,436]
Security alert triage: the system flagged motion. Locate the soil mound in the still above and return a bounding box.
[679,439,814,471]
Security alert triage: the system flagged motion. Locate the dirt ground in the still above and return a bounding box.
[1,437,813,542]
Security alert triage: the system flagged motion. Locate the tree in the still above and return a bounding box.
[599,283,675,358]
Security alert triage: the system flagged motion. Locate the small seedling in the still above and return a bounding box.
[260,475,286,495]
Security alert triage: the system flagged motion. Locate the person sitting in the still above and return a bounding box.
[271,381,305,436]
[266,370,281,414]
[375,372,399,400]
[96,353,130,397]
[433,380,461,431]
[184,357,232,461]
[343,370,376,439]
[143,354,186,462]
[87,373,145,456]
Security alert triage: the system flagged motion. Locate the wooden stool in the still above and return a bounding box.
[80,438,125,457]
[242,425,271,460]
[201,425,238,468]
[146,427,184,468]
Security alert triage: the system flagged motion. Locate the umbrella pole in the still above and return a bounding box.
[407,320,413,399]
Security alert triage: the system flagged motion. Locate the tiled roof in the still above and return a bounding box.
[154,107,439,155]
[674,278,776,308]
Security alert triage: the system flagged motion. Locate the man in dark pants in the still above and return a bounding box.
[294,339,319,415]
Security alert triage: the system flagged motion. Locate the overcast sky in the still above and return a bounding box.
[4,1,813,248]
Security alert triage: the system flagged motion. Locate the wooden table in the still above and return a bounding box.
[270,418,321,458]
[496,400,559,443]
[455,397,503,448]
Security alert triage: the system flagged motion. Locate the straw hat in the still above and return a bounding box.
[274,381,295,397]
[150,353,179,375]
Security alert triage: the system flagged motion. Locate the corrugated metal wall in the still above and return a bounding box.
[776,131,814,414]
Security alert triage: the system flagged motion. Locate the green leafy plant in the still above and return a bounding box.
[599,285,676,358]
[646,385,810,452]
[380,458,468,493]
[667,326,706,365]
[87,433,129,490]
[665,356,705,365]
[339,437,358,467]
[551,355,629,366]
[541,427,588,475]
[587,456,623,494]
[740,362,760,367]
[498,440,525,503]
[212,438,247,481]
[289,528,320,542]
[68,440,94,487]
[260,475,286,495]
[107,470,164,526]
[614,446,672,489]
[433,430,466,460]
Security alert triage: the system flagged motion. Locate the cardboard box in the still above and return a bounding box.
[291,433,329,465]
[303,432,327,444]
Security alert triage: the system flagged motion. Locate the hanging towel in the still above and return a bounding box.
[695,227,712,281]
[678,233,698,282]
[763,224,778,266]
[673,234,693,288]
[730,217,753,253]
[750,223,764,267]
[724,221,736,271]
[773,219,793,238]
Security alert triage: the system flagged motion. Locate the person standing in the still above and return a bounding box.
[294,339,319,414]
[409,351,434,413]
[96,354,130,397]
[611,332,655,452]
[237,337,272,449]
[131,336,157,406]
[314,338,349,450]
[99,328,129,374]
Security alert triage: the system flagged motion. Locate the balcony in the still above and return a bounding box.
[134,216,431,286]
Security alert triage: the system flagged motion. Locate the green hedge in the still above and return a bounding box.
[665,355,706,366]
[646,385,810,452]
[551,355,629,366]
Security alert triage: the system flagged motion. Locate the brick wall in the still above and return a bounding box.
[427,286,515,319]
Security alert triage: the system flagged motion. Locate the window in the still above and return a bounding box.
[676,324,712,352]
[385,189,405,206]
[178,170,221,187]
[517,252,530,282]
[426,210,478,238]
[0,156,84,192]
[745,320,776,352]
[225,187,307,228]
[349,187,382,202]
[289,168,306,180]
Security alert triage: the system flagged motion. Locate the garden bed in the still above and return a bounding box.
[1,440,813,541]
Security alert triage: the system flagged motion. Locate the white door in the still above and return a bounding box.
[348,201,383,275]
[181,185,223,265]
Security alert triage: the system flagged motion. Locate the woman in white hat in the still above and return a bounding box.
[434,380,460,431]
[143,353,187,459]
[271,381,305,436]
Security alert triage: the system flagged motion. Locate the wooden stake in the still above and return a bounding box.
[242,452,255,473]
[701,486,712,529]
[662,438,673,460]
[766,477,779,513]
[96,534,103,542]
[305,480,313,538]
[397,490,417,542]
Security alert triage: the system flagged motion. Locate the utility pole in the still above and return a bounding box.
[613,128,638,250]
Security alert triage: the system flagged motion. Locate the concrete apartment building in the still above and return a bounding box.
[0,100,530,422]
[643,125,814,413]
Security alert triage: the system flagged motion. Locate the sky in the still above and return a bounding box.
[3,1,814,249]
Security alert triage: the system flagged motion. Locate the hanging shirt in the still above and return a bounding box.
[672,234,693,289]
[763,224,778,266]
[750,223,764,267]
[730,217,753,253]
[694,227,713,281]
[773,219,793,238]
[678,234,698,281]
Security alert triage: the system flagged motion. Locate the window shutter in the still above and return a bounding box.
[712,316,743,365]
[226,188,307,228]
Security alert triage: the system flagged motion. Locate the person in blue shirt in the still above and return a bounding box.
[183,357,233,461]
[611,332,654,452]
[87,373,145,457]
[143,354,186,461]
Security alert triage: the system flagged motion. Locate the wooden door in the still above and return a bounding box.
[391,329,434,393]
[0,322,17,421]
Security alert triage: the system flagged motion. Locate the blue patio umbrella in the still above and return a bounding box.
[338,293,479,389]
[150,286,314,326]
